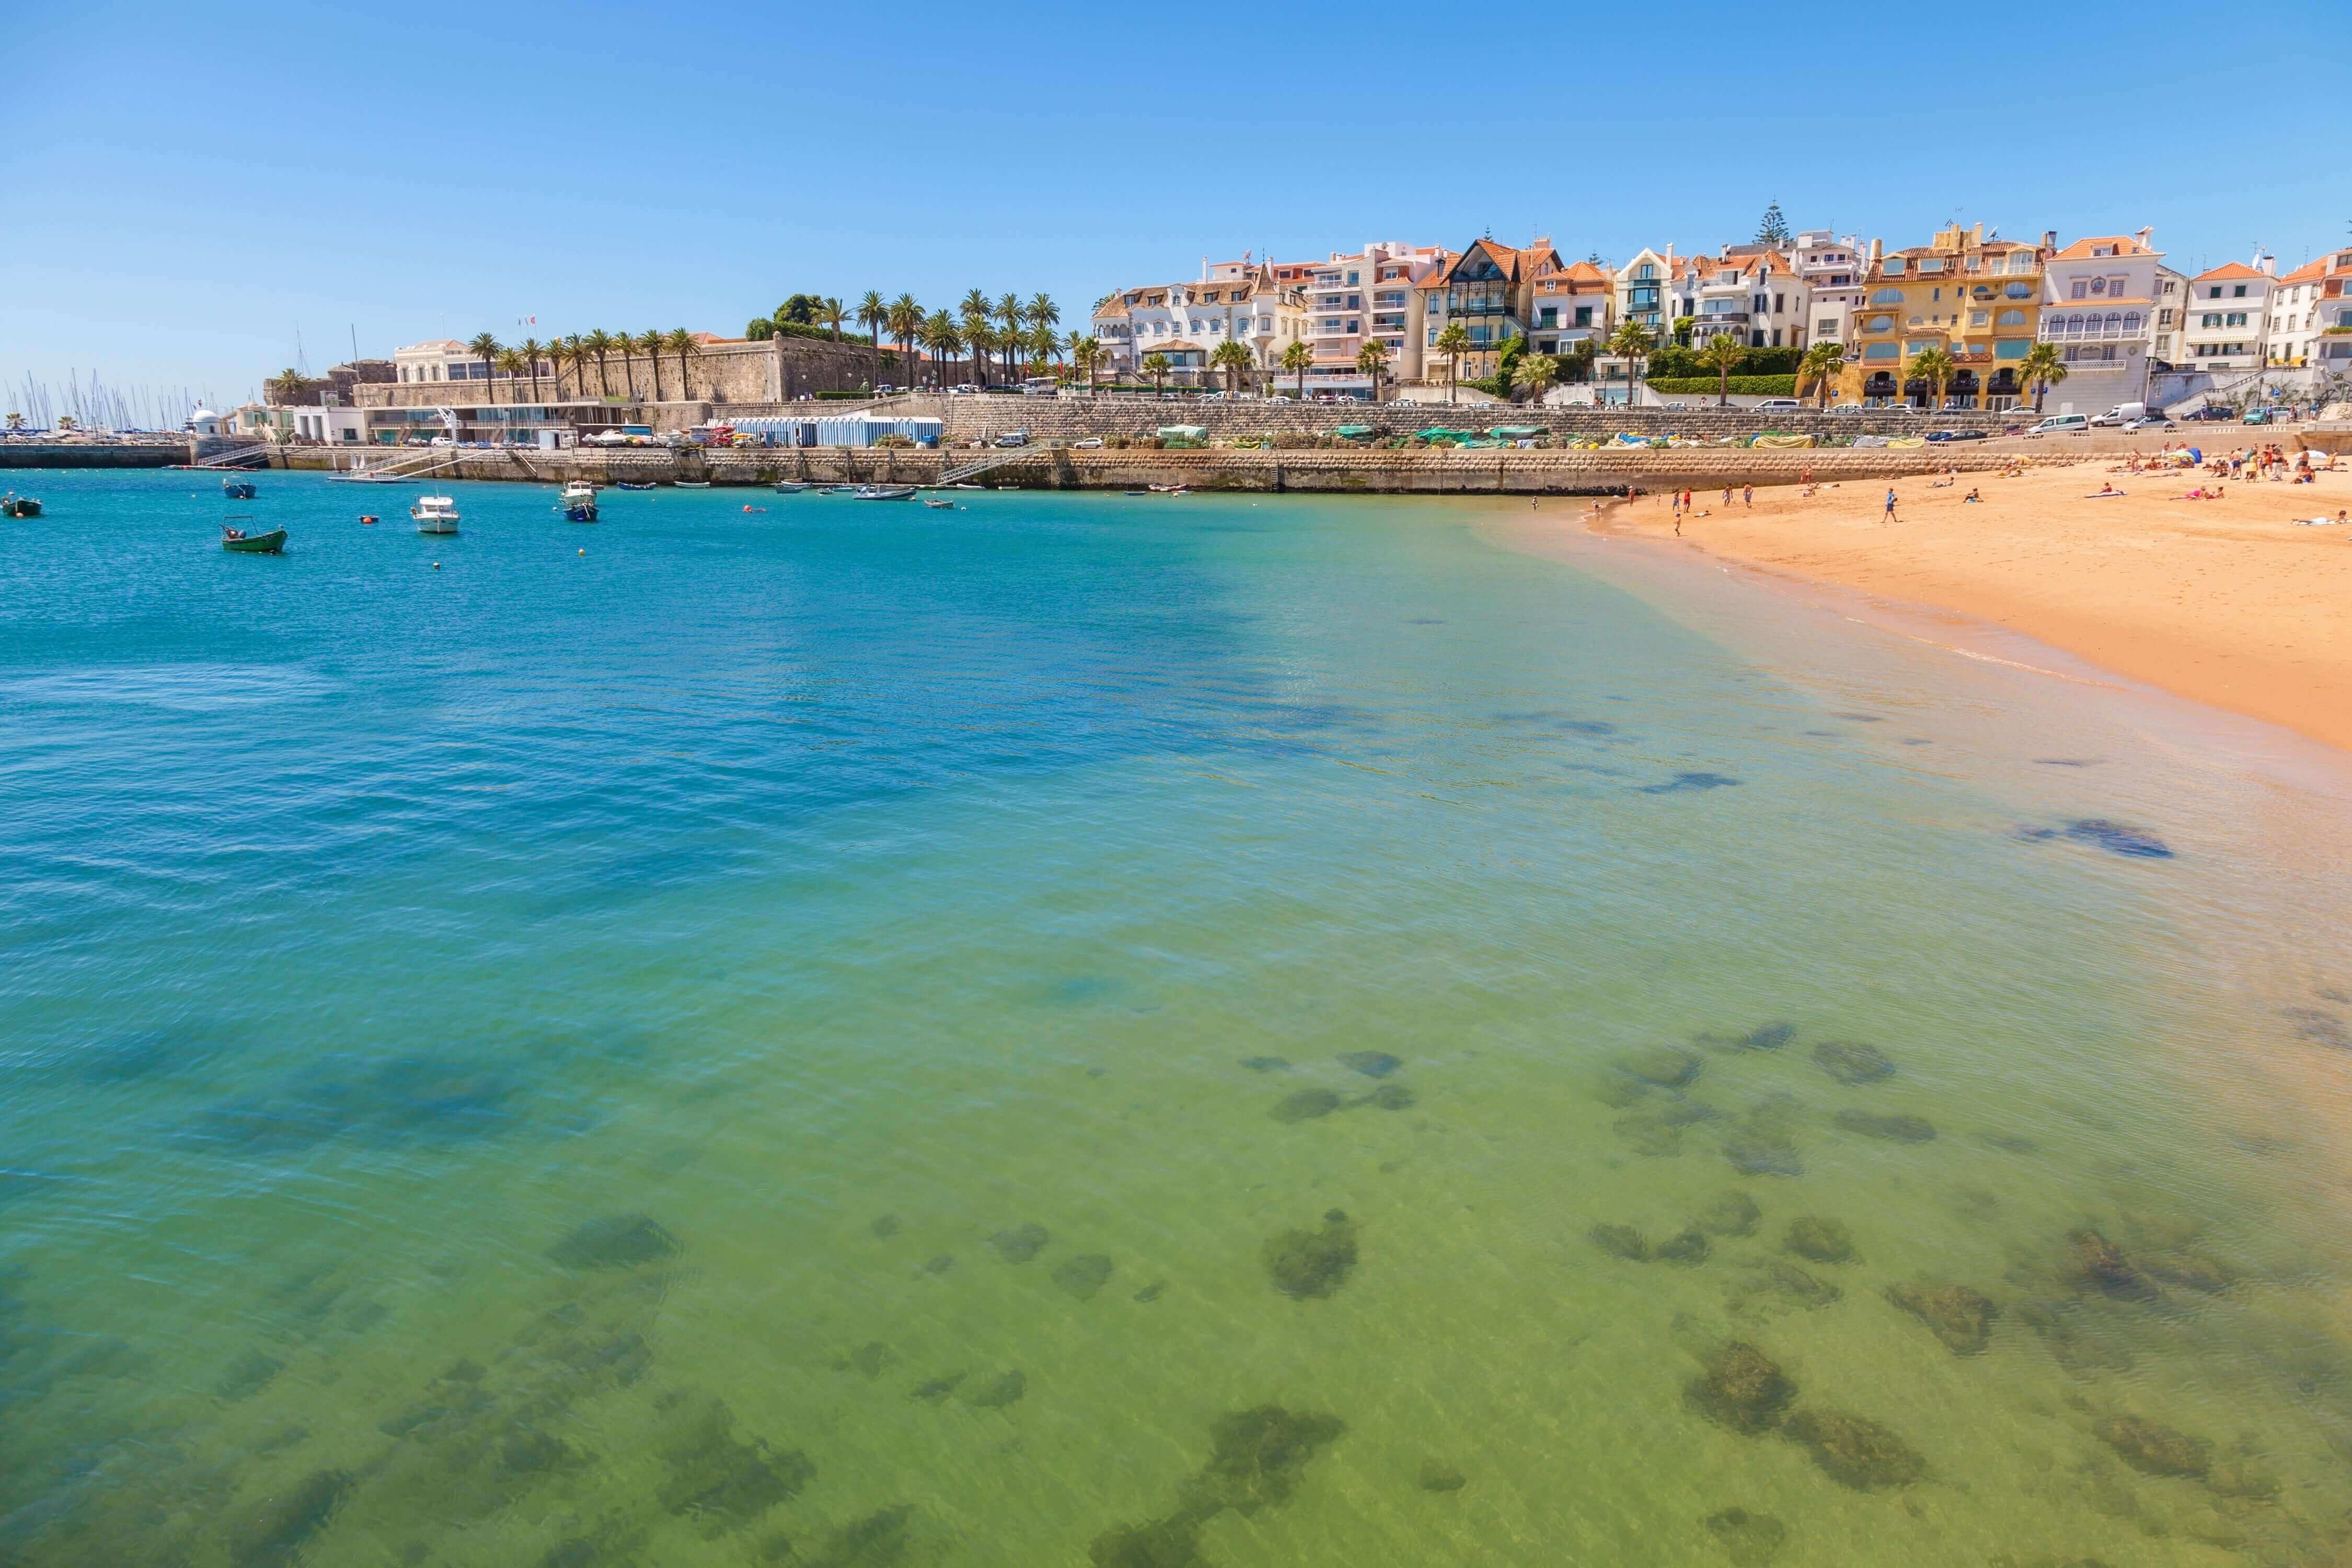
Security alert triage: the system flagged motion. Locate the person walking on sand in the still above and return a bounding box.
[1743,484,1754,508]
[1883,487,1899,524]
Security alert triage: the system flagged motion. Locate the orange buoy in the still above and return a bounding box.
[360,515,377,525]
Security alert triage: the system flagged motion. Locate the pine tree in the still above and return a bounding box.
[1756,201,1793,247]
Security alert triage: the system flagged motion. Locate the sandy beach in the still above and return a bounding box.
[1600,448,2352,756]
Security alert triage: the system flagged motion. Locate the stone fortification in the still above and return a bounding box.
[353,336,890,410]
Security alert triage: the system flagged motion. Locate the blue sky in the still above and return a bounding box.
[5,0,2347,417]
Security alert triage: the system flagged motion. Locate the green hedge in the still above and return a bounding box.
[1645,344,1803,379]
[815,389,873,400]
[1647,375,1798,396]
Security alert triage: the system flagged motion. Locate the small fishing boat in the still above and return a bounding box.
[674,480,711,489]
[614,481,656,491]
[817,485,859,495]
[221,520,285,553]
[560,479,598,522]
[411,494,460,534]
[921,498,956,510]
[1,492,42,518]
[771,480,809,493]
[851,484,917,501]
[560,479,597,503]
[1123,490,1150,497]
[221,478,257,500]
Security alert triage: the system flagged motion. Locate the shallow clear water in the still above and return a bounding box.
[5,470,2352,1567]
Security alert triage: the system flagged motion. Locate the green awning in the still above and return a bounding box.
[1334,425,1374,437]
[1488,425,1542,436]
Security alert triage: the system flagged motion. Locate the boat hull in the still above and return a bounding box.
[222,529,286,554]
[1,499,41,518]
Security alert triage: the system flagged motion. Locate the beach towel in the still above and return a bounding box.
[2083,490,2127,499]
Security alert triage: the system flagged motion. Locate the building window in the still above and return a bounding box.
[1871,288,1904,305]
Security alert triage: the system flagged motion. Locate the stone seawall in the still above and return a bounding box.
[1,442,187,469]
[277,444,2029,493]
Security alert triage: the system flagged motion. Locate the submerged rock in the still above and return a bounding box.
[1684,1342,1796,1435]
[548,1214,678,1270]
[1620,1046,1704,1088]
[1180,1405,1346,1515]
[2016,1298,2136,1377]
[1723,1134,1803,1178]
[2069,1230,2158,1301]
[801,1505,918,1568]
[1088,1514,1206,1568]
[2096,1416,2209,1479]
[909,1373,966,1402]
[920,1253,955,1276]
[2205,1458,2281,1501]
[1783,1409,1926,1490]
[965,1370,1027,1409]
[1703,1507,1789,1567]
[1832,1109,1936,1143]
[2140,1249,2235,1295]
[1338,1051,1403,1078]
[230,1467,353,1568]
[1697,1192,1761,1237]
[1357,1082,1416,1111]
[1053,1254,1114,1301]
[1265,1210,1357,1299]
[833,1342,896,1380]
[1747,1262,1842,1312]
[1700,1023,1795,1053]
[989,1223,1051,1264]
[1270,1088,1342,1124]
[1657,1229,1713,1266]
[870,1214,901,1239]
[2064,820,2173,859]
[654,1394,813,1530]
[1612,1111,1684,1158]
[1133,1281,1167,1304]
[1240,1056,1291,1073]
[1588,1223,1648,1262]
[1886,1280,1997,1355]
[1783,1217,1853,1265]
[1416,1459,1467,1493]
[1812,1041,1895,1086]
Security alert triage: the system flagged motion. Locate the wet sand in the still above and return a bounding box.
[1594,456,2352,755]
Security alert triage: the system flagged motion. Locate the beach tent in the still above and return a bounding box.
[1752,433,1814,449]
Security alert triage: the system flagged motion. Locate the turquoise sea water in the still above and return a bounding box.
[5,469,2352,1567]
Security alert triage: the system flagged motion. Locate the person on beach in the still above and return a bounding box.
[1964,487,1981,503]
[1883,488,1899,524]
[1742,484,1754,508]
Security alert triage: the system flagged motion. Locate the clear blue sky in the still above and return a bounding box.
[6,0,2347,417]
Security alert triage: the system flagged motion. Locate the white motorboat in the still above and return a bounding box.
[411,494,461,534]
[560,479,597,504]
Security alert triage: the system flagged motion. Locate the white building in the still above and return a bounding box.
[2039,229,2163,408]
[2266,247,2352,373]
[1792,230,1865,349]
[2151,264,2190,367]
[394,339,490,385]
[2184,259,2275,370]
[1090,264,1310,385]
[1669,245,1812,350]
[1613,248,1676,341]
[1301,241,1449,393]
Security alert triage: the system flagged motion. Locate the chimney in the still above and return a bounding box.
[2135,226,2154,251]
[1867,237,1883,267]
[2255,251,2275,276]
[2041,230,2057,251]
[1200,256,1209,282]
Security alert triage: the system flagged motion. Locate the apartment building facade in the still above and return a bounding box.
[2184,261,2274,368]
[1612,249,1676,341]
[1299,242,1449,395]
[1838,224,2048,408]
[2039,230,2163,408]
[1528,261,1613,359]
[1090,265,1310,383]
[1669,245,1812,350]
[2266,248,2352,371]
[1792,230,1865,349]
[1420,237,1565,383]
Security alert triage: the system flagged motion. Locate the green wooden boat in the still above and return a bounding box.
[1,493,41,518]
[222,525,286,554]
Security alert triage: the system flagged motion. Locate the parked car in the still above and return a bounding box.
[1752,398,1802,412]
[2026,413,2090,435]
[993,430,1030,447]
[2120,416,2176,433]
[2088,402,2149,426]
[1072,436,1104,449]
[1926,428,1989,442]
[984,385,1023,396]
[2181,405,2235,421]
[1830,405,1868,416]
[950,384,980,396]
[2243,408,2276,425]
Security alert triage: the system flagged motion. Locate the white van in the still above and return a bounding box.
[1752,398,1803,412]
[2027,414,2089,436]
[2089,402,2146,427]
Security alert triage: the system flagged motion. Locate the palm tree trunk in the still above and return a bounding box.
[621,351,635,400]
[649,350,664,403]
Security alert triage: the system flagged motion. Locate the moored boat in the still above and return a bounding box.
[614,481,655,491]
[850,484,916,501]
[221,521,285,553]
[921,498,956,510]
[674,480,711,489]
[771,480,809,493]
[411,494,460,534]
[221,478,257,500]
[1,492,42,518]
[560,479,598,522]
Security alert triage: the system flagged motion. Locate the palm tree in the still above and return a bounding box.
[922,310,962,390]
[1434,322,1472,404]
[1907,345,1955,411]
[856,292,887,389]
[1799,340,1846,410]
[1027,322,1060,380]
[1142,352,1171,397]
[967,323,998,388]
[995,293,1023,382]
[637,330,666,402]
[1281,338,1314,400]
[1517,353,1559,405]
[607,330,636,399]
[1210,338,1252,397]
[1605,319,1655,408]
[518,337,546,403]
[818,296,847,344]
[1071,335,1102,393]
[665,330,699,401]
[564,333,590,401]
[466,332,502,397]
[495,348,528,408]
[2021,342,2067,413]
[887,294,923,389]
[267,367,306,403]
[1026,293,1060,344]
[1698,332,1745,407]
[1355,339,1390,405]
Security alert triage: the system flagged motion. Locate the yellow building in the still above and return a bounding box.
[1839,224,2048,409]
